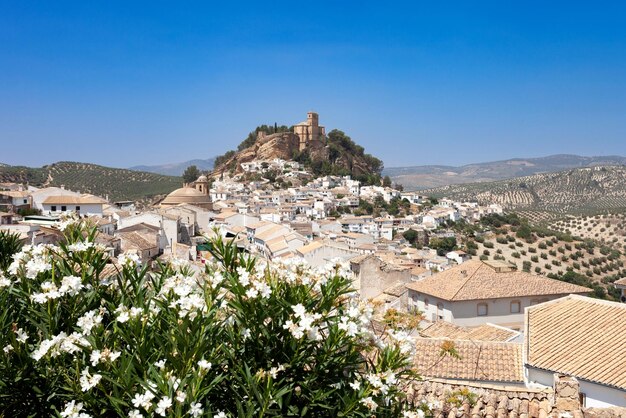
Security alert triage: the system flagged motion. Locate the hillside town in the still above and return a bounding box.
[1,116,625,414]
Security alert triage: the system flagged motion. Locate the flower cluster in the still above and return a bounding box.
[283,303,323,340]
[31,332,89,361]
[8,243,55,279]
[0,225,419,417]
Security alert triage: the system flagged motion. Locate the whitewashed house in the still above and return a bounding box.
[406,259,590,330]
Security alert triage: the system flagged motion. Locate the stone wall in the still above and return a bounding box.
[407,377,626,418]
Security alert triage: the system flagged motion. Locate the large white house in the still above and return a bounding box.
[406,259,590,330]
[524,295,626,408]
[42,194,107,216]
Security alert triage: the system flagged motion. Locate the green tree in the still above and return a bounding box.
[182,165,201,183]
[430,237,457,256]
[382,175,392,187]
[0,230,22,271]
[403,229,418,245]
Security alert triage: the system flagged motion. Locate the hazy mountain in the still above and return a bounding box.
[129,158,215,176]
[385,154,626,190]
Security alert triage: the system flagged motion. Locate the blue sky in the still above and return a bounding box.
[1,1,626,168]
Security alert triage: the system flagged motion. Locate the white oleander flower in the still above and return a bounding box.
[197,359,212,370]
[15,327,29,343]
[189,403,204,417]
[76,309,104,335]
[79,367,102,392]
[60,400,92,418]
[59,275,84,296]
[155,396,172,416]
[360,397,378,412]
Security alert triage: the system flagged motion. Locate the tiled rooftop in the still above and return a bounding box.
[525,295,626,390]
[406,259,590,301]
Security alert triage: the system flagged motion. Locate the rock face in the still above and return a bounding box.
[212,132,327,175]
[212,130,380,178]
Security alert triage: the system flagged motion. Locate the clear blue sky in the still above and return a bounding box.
[2,1,626,168]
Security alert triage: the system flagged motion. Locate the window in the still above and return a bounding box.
[61,206,67,211]
[510,300,521,314]
[23,199,27,204]
[76,206,80,211]
[424,298,429,309]
[437,303,444,320]
[477,303,488,316]
[51,206,57,211]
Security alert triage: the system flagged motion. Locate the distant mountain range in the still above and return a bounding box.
[384,154,626,190]
[129,158,216,176]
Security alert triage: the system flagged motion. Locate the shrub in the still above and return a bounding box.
[0,219,420,417]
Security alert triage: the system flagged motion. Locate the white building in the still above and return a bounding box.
[406,259,590,330]
[42,195,107,216]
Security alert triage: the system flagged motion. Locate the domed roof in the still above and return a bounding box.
[196,175,208,182]
[161,186,210,206]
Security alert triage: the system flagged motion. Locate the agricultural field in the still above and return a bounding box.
[461,214,625,301]
[425,165,626,213]
[0,161,182,201]
[550,213,626,247]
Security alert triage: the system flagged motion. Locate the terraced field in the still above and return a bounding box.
[425,166,626,213]
[472,229,625,299]
[0,162,181,201]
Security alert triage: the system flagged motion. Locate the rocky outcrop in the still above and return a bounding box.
[212,130,382,179]
[212,132,327,176]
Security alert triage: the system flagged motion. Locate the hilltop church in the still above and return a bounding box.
[293,112,326,151]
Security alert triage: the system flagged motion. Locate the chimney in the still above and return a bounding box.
[461,270,467,278]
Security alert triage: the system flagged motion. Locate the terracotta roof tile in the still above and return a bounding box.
[420,321,519,342]
[406,259,590,301]
[525,295,626,390]
[413,338,524,383]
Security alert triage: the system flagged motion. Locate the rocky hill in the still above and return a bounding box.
[387,154,626,190]
[0,162,181,202]
[424,165,626,213]
[212,128,383,184]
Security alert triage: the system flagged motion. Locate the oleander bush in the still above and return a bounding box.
[0,219,425,417]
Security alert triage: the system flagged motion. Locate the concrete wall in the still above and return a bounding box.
[353,257,411,300]
[301,245,359,268]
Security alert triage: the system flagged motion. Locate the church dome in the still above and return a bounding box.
[161,186,211,206]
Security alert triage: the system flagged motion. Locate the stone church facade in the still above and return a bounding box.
[293,112,326,151]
